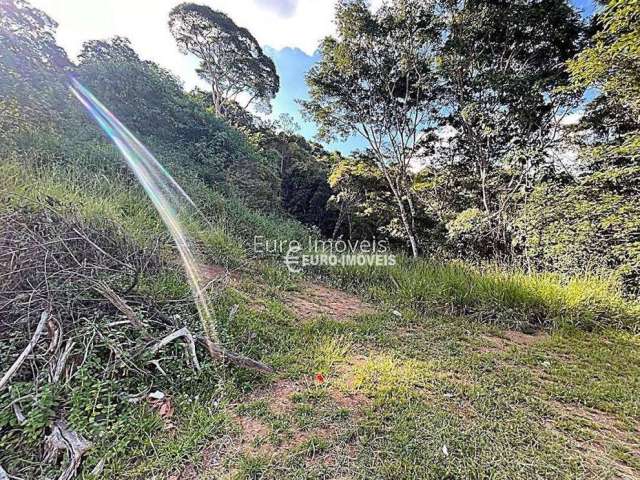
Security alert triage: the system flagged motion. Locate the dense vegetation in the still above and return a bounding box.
[304,0,639,294]
[0,0,639,479]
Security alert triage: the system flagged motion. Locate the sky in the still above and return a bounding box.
[29,0,596,154]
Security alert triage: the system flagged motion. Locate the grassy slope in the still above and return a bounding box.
[98,272,640,479]
[1,159,639,480]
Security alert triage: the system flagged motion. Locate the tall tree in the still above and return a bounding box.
[438,0,582,250]
[519,0,640,291]
[302,0,445,257]
[168,3,279,116]
[77,36,140,64]
[0,0,70,125]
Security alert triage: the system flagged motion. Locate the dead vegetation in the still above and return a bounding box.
[0,206,270,479]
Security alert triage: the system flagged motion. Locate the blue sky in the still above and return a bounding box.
[32,0,597,154]
[265,0,598,153]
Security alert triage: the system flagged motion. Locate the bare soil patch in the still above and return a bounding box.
[199,264,243,283]
[284,282,375,322]
[248,379,300,414]
[477,330,547,353]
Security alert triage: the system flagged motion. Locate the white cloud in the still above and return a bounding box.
[559,110,584,126]
[254,0,299,17]
[29,0,345,89]
[409,125,457,172]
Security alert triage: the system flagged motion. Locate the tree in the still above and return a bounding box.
[437,0,583,251]
[75,36,282,210]
[517,0,640,292]
[168,3,279,116]
[328,156,395,240]
[302,0,445,257]
[0,0,70,125]
[567,0,640,168]
[276,113,300,136]
[77,36,140,64]
[77,36,209,144]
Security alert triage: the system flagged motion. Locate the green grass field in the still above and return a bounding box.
[1,159,639,480]
[84,270,640,479]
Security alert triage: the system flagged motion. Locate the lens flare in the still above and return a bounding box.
[69,77,217,342]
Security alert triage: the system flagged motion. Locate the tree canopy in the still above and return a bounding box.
[302,0,445,256]
[168,2,279,116]
[0,0,70,126]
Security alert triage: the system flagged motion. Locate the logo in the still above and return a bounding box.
[284,242,304,273]
[254,237,396,273]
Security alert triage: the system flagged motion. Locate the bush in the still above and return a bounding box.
[446,208,494,257]
[515,170,640,295]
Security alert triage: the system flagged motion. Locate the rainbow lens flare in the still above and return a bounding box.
[69,77,217,343]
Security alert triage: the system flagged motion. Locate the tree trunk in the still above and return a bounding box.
[207,63,222,116]
[480,163,489,213]
[379,166,420,258]
[398,199,420,258]
[332,202,346,239]
[393,191,419,258]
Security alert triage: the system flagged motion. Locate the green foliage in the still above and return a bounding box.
[515,170,640,293]
[0,0,70,125]
[328,156,396,239]
[169,2,279,116]
[325,257,640,332]
[433,0,583,251]
[446,208,493,257]
[303,0,446,256]
[248,127,339,234]
[74,36,281,210]
[568,0,640,118]
[521,0,640,294]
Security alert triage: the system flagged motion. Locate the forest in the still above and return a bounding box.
[0,0,639,478]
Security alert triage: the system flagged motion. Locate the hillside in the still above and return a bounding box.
[2,158,639,478]
[1,0,640,479]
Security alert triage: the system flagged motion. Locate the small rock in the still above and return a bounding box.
[442,445,449,456]
[148,390,165,400]
[392,309,403,317]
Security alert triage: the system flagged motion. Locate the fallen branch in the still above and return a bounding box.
[200,336,274,374]
[147,359,167,376]
[93,281,142,329]
[149,327,201,371]
[44,420,91,480]
[12,402,26,425]
[51,340,76,383]
[90,458,105,477]
[0,311,49,391]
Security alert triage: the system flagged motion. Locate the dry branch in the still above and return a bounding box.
[44,420,91,480]
[93,281,142,329]
[12,402,26,425]
[200,336,274,374]
[0,310,49,391]
[149,327,201,371]
[51,340,76,383]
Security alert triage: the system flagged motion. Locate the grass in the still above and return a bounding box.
[2,156,640,479]
[0,157,311,266]
[324,257,640,332]
[205,304,640,480]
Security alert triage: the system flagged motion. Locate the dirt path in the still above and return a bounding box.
[283,281,375,322]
